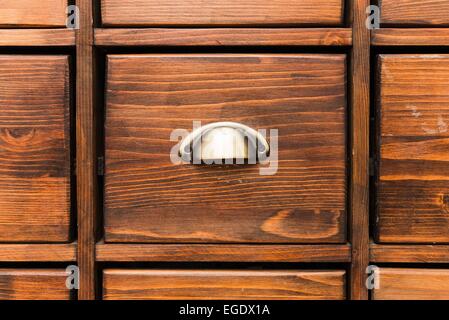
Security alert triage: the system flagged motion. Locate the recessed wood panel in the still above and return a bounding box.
[377,55,449,243]
[379,0,449,26]
[0,0,68,27]
[105,54,347,243]
[101,0,344,27]
[0,269,71,300]
[0,56,71,242]
[103,269,346,300]
[373,268,449,300]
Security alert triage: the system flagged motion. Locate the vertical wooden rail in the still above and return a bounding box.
[76,0,97,300]
[350,0,370,300]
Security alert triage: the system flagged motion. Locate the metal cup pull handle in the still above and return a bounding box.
[179,122,269,163]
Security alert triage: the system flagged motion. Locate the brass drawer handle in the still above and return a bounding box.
[179,122,269,163]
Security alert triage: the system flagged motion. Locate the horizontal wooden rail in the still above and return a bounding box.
[0,243,77,262]
[370,243,449,263]
[0,29,75,46]
[96,243,352,263]
[372,28,449,46]
[95,28,352,46]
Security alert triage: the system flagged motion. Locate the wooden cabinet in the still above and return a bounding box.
[0,55,72,243]
[0,0,68,28]
[373,268,449,300]
[4,0,449,301]
[379,0,449,26]
[376,54,449,243]
[100,0,345,27]
[104,54,347,244]
[0,269,71,300]
[103,269,346,300]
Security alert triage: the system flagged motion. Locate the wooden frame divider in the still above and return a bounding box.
[76,0,97,300]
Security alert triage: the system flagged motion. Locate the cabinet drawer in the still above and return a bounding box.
[103,269,346,300]
[0,0,68,27]
[379,0,449,26]
[101,0,344,27]
[104,54,347,244]
[373,268,449,300]
[0,56,71,242]
[0,269,70,300]
[376,55,449,243]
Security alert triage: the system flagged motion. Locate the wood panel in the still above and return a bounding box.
[372,29,449,46]
[0,55,71,242]
[105,54,347,244]
[370,243,449,263]
[379,0,449,26]
[96,243,351,262]
[0,243,76,262]
[101,0,344,27]
[95,28,352,47]
[377,55,449,243]
[0,0,68,27]
[103,269,346,300]
[349,0,370,300]
[373,268,449,300]
[0,269,71,300]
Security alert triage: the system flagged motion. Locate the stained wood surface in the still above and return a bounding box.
[101,0,344,27]
[370,243,449,263]
[95,28,353,47]
[0,0,68,27]
[0,243,76,262]
[0,30,75,47]
[349,0,370,300]
[372,29,449,46]
[0,55,71,242]
[0,269,70,300]
[379,0,449,26]
[76,0,97,300]
[96,243,351,262]
[105,54,347,244]
[377,55,449,243]
[373,268,449,300]
[103,269,346,300]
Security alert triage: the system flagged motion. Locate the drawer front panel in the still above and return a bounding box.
[101,0,344,27]
[0,56,71,242]
[0,0,68,27]
[377,55,449,243]
[379,0,449,26]
[373,268,449,300]
[0,269,70,300]
[105,54,347,244]
[103,269,346,300]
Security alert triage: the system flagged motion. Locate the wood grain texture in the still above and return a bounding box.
[101,0,344,27]
[94,28,352,47]
[103,269,346,300]
[349,0,370,300]
[370,243,449,263]
[96,243,351,262]
[372,29,449,46]
[0,0,68,27]
[0,243,76,262]
[105,54,347,244]
[76,0,97,300]
[377,55,449,243]
[0,29,75,47]
[0,55,71,242]
[0,269,70,300]
[379,0,449,26]
[373,268,449,300]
